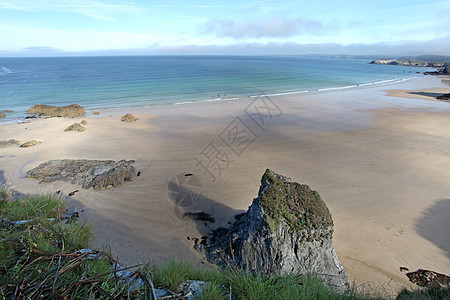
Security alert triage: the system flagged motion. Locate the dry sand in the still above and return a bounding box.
[1,76,449,295]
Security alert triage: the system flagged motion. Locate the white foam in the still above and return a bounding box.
[318,85,357,92]
[250,90,309,97]
[0,66,13,75]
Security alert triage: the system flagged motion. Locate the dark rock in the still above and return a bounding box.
[0,139,21,148]
[406,269,450,288]
[27,104,85,118]
[424,63,450,75]
[20,140,43,148]
[80,120,87,125]
[64,123,85,132]
[68,190,79,196]
[436,93,450,101]
[183,212,215,223]
[26,159,136,190]
[206,169,349,292]
[234,213,245,220]
[121,113,138,122]
[1,110,13,113]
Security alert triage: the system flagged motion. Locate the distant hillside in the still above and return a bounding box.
[398,55,450,63]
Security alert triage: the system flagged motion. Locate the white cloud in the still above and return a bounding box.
[201,16,327,39]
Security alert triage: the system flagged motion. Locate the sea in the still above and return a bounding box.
[0,55,430,124]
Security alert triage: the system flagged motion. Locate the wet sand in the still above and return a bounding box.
[1,76,449,295]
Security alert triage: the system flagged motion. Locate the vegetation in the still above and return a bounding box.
[259,169,333,234]
[1,184,448,299]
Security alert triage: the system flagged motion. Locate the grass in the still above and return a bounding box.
[1,185,448,299]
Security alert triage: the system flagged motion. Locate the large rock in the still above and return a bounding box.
[0,112,5,118]
[27,104,85,118]
[206,169,349,292]
[26,159,136,190]
[0,139,21,148]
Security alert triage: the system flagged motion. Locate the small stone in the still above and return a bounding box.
[121,113,138,122]
[178,280,210,299]
[193,244,204,252]
[65,123,85,132]
[20,140,43,148]
[80,120,87,125]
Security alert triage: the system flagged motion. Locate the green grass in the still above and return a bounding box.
[396,286,450,300]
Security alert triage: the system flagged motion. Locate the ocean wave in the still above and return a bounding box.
[250,90,309,97]
[174,97,240,105]
[0,66,13,75]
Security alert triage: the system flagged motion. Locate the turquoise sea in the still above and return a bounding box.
[0,55,429,123]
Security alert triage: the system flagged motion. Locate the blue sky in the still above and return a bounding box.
[0,0,449,56]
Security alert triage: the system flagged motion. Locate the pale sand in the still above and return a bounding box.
[1,76,449,294]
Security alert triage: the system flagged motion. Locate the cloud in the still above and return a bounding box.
[0,0,143,21]
[200,16,327,39]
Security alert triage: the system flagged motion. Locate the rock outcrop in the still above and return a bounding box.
[0,139,21,148]
[424,63,449,75]
[26,159,136,190]
[206,169,349,292]
[406,269,450,288]
[64,123,85,132]
[20,140,43,148]
[27,104,85,118]
[370,59,446,68]
[437,93,450,102]
[121,113,137,122]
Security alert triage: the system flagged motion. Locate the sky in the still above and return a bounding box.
[0,0,449,56]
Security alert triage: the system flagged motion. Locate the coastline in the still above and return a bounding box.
[1,76,449,294]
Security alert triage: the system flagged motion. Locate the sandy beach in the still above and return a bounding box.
[1,76,449,294]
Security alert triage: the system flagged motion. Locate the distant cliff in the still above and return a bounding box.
[369,59,447,68]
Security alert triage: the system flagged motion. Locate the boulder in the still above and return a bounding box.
[0,139,21,148]
[93,111,100,115]
[206,169,349,292]
[121,113,138,122]
[64,123,85,132]
[80,120,87,125]
[26,159,136,190]
[20,140,43,148]
[0,112,5,118]
[26,104,85,118]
